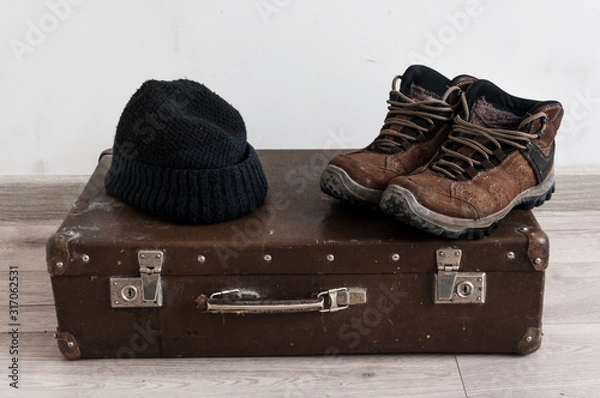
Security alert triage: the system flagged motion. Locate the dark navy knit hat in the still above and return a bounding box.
[105,79,268,224]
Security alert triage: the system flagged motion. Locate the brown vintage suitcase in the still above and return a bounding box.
[47,150,550,359]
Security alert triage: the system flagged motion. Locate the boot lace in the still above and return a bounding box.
[370,75,466,153]
[431,110,548,179]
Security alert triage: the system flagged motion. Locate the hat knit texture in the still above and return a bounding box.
[105,79,268,224]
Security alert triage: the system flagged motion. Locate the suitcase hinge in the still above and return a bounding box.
[434,248,486,305]
[110,250,164,308]
[436,247,462,271]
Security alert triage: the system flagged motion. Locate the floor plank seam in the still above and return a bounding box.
[454,355,469,398]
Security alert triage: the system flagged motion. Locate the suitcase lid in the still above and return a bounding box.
[47,150,549,277]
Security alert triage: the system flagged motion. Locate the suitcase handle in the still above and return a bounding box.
[198,287,367,314]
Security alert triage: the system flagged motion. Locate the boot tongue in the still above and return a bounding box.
[398,64,451,100]
[465,80,523,129]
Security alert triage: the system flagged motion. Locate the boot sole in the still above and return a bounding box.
[379,171,555,240]
[320,165,383,207]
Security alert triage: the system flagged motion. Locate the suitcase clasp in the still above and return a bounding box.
[110,250,164,308]
[434,248,486,304]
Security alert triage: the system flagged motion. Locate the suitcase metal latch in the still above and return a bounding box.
[434,248,486,304]
[110,250,164,308]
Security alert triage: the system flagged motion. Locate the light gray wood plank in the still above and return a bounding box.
[0,305,56,334]
[0,223,59,272]
[535,211,600,232]
[556,167,600,176]
[457,323,600,398]
[0,271,53,307]
[546,228,600,265]
[541,173,600,212]
[533,212,600,265]
[0,332,466,398]
[0,176,87,223]
[544,262,600,325]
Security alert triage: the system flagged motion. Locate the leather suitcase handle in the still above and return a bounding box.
[197,287,367,314]
[98,148,113,162]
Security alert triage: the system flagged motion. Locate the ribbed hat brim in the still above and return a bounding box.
[105,144,268,224]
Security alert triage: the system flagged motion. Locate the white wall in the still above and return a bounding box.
[1,0,598,175]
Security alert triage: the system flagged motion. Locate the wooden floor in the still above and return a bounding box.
[0,169,599,398]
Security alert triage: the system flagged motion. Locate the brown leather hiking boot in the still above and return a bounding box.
[320,65,476,206]
[380,79,563,239]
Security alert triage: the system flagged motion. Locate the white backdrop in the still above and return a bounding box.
[1,0,598,175]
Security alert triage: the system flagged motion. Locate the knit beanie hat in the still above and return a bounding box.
[104,79,268,224]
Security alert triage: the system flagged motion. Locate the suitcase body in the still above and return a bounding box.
[47,150,549,359]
